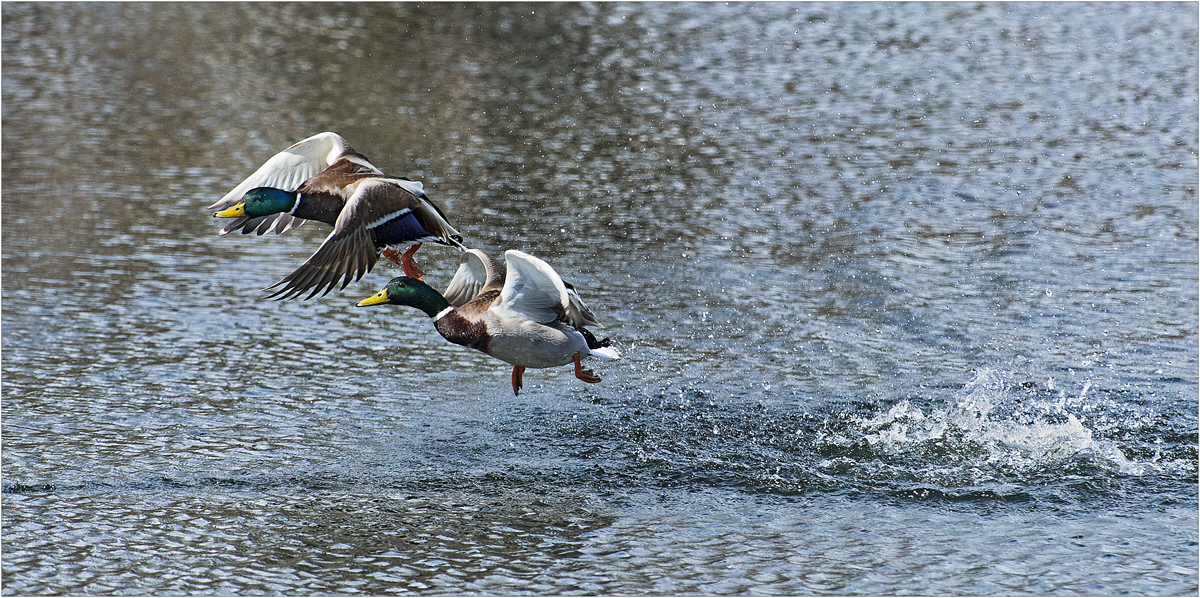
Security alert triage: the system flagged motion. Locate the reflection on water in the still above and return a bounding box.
[3,2,1197,595]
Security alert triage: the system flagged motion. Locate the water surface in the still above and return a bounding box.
[3,3,1197,595]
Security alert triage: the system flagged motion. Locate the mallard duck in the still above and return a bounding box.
[207,132,464,300]
[357,249,619,395]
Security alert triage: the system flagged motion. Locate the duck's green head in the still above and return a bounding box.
[356,276,450,318]
[212,187,298,219]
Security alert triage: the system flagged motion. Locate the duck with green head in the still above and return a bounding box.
[357,249,619,395]
[208,132,464,299]
[214,186,341,229]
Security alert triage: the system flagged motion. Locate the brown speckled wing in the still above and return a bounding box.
[262,224,378,301]
[261,178,457,301]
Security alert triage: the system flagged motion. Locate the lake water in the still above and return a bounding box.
[2,2,1197,595]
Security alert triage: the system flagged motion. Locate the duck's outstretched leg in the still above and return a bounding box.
[387,243,424,280]
[573,352,601,383]
[511,365,526,396]
[381,242,429,279]
[401,244,425,280]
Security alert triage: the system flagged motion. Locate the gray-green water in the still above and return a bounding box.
[3,3,1197,595]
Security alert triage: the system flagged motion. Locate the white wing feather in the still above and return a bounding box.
[444,249,502,307]
[392,179,426,198]
[207,132,377,211]
[495,250,570,325]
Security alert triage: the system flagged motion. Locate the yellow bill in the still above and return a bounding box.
[212,202,246,218]
[356,289,390,307]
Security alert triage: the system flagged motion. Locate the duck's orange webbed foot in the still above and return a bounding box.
[573,352,601,384]
[380,244,425,280]
[401,243,425,280]
[381,247,402,264]
[511,365,526,396]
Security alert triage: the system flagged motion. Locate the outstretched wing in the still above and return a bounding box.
[494,250,570,325]
[209,132,381,235]
[443,249,505,307]
[262,178,455,301]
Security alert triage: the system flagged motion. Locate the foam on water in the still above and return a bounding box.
[858,369,1146,481]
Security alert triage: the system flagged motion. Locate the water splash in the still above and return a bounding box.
[859,369,1143,476]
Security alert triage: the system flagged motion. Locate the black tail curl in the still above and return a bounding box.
[580,328,612,351]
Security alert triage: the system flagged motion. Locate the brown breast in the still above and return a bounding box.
[434,309,491,354]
